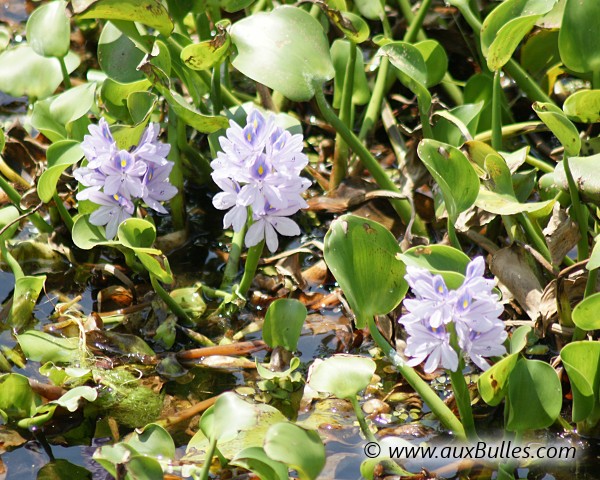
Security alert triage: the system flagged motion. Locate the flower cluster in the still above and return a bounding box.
[74,119,177,239]
[211,109,311,252]
[398,257,506,373]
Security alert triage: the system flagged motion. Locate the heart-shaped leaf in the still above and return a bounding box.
[263,298,307,351]
[323,214,407,328]
[572,292,600,330]
[563,90,600,123]
[478,352,519,406]
[559,0,600,73]
[561,341,600,422]
[230,6,334,101]
[308,355,375,399]
[26,0,70,58]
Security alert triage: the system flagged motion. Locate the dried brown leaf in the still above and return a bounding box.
[543,204,580,266]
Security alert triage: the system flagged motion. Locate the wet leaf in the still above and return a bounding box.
[17,330,80,364]
[73,0,173,36]
[417,139,479,222]
[263,299,307,351]
[560,341,600,422]
[0,373,39,421]
[559,0,600,73]
[230,6,335,101]
[231,446,289,480]
[10,275,46,331]
[37,459,92,480]
[478,353,519,406]
[506,358,562,431]
[308,355,375,399]
[71,214,119,250]
[264,423,325,480]
[480,0,556,71]
[432,102,483,147]
[52,386,98,412]
[126,423,175,458]
[0,206,20,243]
[93,444,137,479]
[117,218,160,254]
[212,392,258,443]
[323,215,407,328]
[563,90,600,123]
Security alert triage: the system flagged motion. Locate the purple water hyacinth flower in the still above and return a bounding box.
[81,118,117,169]
[87,190,134,240]
[141,162,178,214]
[398,256,506,372]
[211,109,310,252]
[75,120,176,239]
[404,321,459,373]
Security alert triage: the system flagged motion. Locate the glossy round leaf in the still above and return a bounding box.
[213,393,259,443]
[230,6,334,102]
[560,341,600,422]
[126,423,175,459]
[16,330,80,364]
[53,386,98,412]
[533,101,581,157]
[323,214,408,328]
[231,447,289,480]
[308,355,375,399]
[263,298,307,351]
[71,214,119,250]
[26,1,70,58]
[480,0,556,71]
[126,456,164,480]
[572,292,600,331]
[415,40,448,87]
[354,0,384,20]
[327,10,369,44]
[98,22,146,83]
[554,153,600,203]
[0,206,20,243]
[478,353,519,407]
[38,140,84,203]
[264,423,325,480]
[559,0,600,73]
[73,0,173,36]
[0,45,80,100]
[506,358,562,432]
[50,83,97,126]
[417,139,479,221]
[563,90,600,123]
[101,78,151,122]
[0,373,38,421]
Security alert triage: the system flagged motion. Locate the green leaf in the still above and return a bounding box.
[10,275,46,331]
[572,292,600,330]
[101,78,152,122]
[230,6,335,101]
[563,90,600,123]
[50,83,97,126]
[0,373,39,421]
[212,392,258,443]
[480,0,556,71]
[380,41,431,112]
[331,39,370,108]
[561,341,600,422]
[0,45,80,100]
[17,330,80,364]
[181,30,231,70]
[475,189,554,215]
[117,218,160,254]
[354,0,384,20]
[93,443,137,479]
[415,40,448,87]
[506,358,562,431]
[52,386,98,412]
[399,245,470,289]
[0,206,20,243]
[510,325,532,354]
[325,10,369,44]
[308,355,375,399]
[559,0,600,73]
[323,215,408,328]
[126,456,164,480]
[554,153,600,203]
[38,141,84,203]
[533,101,581,157]
[588,235,600,271]
[478,353,519,407]
[71,214,119,250]
[26,1,70,58]
[263,299,307,351]
[432,103,483,147]
[231,447,289,480]
[37,459,92,480]
[417,139,479,221]
[98,22,146,83]
[126,423,175,458]
[264,423,325,480]
[73,0,173,36]
[31,97,67,142]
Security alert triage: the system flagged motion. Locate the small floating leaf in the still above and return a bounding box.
[308,355,375,399]
[263,299,307,351]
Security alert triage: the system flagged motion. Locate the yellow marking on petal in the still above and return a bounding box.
[113,194,120,201]
[437,285,444,293]
[246,133,252,142]
[463,299,469,308]
[120,159,127,168]
[253,119,258,129]
[258,165,264,176]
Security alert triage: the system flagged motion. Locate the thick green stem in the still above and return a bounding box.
[518,213,551,263]
[220,226,247,290]
[198,437,218,480]
[447,217,461,249]
[448,368,477,440]
[168,115,186,231]
[315,88,427,236]
[349,396,377,443]
[404,0,433,44]
[52,193,73,231]
[491,71,503,151]
[331,42,356,189]
[150,274,194,324]
[57,56,71,89]
[366,316,467,440]
[358,57,390,142]
[0,175,52,233]
[211,62,223,115]
[573,266,599,341]
[419,105,433,139]
[563,157,589,261]
[237,239,264,298]
[525,154,554,174]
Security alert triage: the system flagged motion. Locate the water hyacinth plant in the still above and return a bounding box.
[75,119,177,239]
